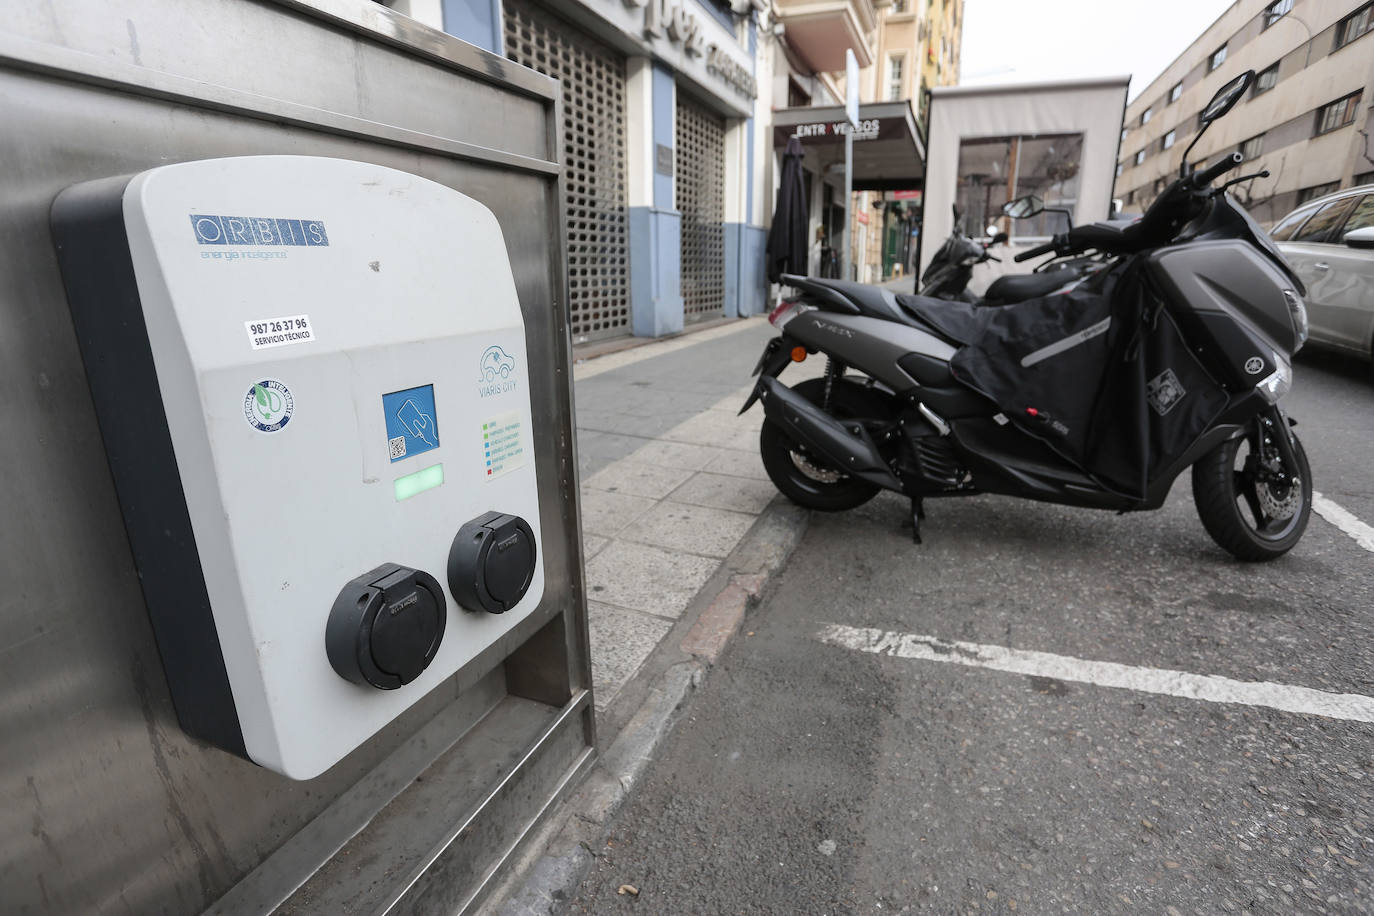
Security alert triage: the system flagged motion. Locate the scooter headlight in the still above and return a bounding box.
[1283,289,1308,352]
[1256,352,1291,404]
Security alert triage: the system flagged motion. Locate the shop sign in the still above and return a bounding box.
[621,0,758,100]
[789,119,884,142]
[893,189,922,202]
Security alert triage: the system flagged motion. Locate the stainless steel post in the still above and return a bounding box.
[0,2,592,912]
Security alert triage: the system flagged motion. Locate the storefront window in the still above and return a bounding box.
[954,133,1084,238]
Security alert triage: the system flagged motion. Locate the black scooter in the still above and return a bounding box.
[920,204,1107,306]
[742,71,1312,561]
[918,206,1007,302]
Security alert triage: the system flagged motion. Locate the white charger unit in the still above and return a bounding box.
[53,156,546,779]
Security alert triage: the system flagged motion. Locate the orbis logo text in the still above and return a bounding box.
[190,214,329,247]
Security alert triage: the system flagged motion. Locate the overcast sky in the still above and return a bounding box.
[959,0,1239,101]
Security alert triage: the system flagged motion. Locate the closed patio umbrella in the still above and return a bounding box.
[766,137,808,283]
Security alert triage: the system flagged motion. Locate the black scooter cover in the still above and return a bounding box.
[905,259,1229,500]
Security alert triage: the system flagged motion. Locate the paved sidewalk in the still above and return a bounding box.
[481,317,822,914]
[572,316,820,712]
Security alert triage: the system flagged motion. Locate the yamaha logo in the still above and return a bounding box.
[1244,357,1264,375]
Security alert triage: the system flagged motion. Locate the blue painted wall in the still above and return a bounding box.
[652,66,676,209]
[694,0,736,30]
[442,0,502,54]
[724,224,768,317]
[630,208,685,336]
[628,64,685,337]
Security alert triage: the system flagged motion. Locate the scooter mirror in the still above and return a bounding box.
[1002,195,1043,219]
[990,231,1009,246]
[1200,70,1254,124]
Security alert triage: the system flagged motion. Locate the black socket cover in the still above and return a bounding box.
[448,512,537,614]
[326,563,446,689]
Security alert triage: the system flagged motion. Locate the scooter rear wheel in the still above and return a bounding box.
[759,378,886,511]
[1192,425,1311,561]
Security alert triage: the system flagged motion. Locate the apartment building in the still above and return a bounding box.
[860,0,964,279]
[1117,0,1374,225]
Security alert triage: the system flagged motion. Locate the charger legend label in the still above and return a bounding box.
[481,411,526,480]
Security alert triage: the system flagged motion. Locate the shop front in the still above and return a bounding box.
[387,0,761,340]
[771,100,925,281]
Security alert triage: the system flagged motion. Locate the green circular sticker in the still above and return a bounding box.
[244,379,294,433]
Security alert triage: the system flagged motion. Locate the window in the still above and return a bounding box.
[954,133,1084,237]
[1238,134,1264,160]
[1316,92,1362,135]
[1121,127,1128,143]
[1344,196,1374,234]
[1269,205,1317,240]
[1162,129,1177,150]
[886,54,905,101]
[1209,44,1227,71]
[1135,149,1146,166]
[1296,181,1340,206]
[891,0,907,10]
[1254,62,1279,95]
[1291,195,1357,242]
[1126,190,1135,204]
[1154,177,1167,195]
[1141,107,1153,125]
[1169,82,1182,104]
[1116,162,1124,177]
[1335,2,1373,49]
[1356,170,1374,187]
[1264,0,1293,28]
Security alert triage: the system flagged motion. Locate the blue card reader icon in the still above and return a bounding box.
[383,384,440,463]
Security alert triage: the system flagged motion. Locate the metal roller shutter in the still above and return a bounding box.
[504,0,631,342]
[675,92,726,324]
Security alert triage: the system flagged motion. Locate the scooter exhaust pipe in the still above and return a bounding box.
[755,376,902,491]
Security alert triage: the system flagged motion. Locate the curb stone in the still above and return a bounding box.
[483,500,809,916]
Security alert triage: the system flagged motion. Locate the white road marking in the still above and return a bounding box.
[1313,491,1374,554]
[817,624,1374,724]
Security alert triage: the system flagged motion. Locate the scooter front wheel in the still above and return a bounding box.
[1192,424,1311,561]
[759,378,883,512]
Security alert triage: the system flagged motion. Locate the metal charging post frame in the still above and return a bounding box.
[1,2,593,913]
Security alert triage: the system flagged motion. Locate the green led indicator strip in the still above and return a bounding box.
[394,462,444,501]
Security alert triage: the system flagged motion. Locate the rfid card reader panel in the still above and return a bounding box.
[53,157,545,779]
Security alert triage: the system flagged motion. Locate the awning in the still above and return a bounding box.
[771,100,924,192]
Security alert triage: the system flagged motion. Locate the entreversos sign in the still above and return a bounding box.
[774,117,904,146]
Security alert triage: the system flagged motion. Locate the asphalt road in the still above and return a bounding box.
[571,346,1374,914]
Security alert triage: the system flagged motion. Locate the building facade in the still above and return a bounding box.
[765,0,963,283]
[1117,0,1374,225]
[867,0,963,279]
[383,0,767,341]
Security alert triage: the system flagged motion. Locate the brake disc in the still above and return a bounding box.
[1257,474,1301,521]
[789,449,843,484]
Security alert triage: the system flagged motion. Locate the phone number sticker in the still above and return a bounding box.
[246,313,315,351]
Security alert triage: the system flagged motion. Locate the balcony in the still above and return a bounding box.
[774,0,877,71]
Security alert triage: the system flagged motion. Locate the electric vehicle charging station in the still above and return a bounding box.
[54,156,547,779]
[2,3,592,913]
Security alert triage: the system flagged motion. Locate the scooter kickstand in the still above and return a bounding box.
[909,497,924,545]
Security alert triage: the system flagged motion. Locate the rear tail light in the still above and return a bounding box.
[769,299,800,328]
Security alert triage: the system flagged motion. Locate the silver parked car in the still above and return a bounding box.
[1269,185,1374,371]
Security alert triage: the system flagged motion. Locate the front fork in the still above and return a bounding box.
[1251,405,1300,486]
